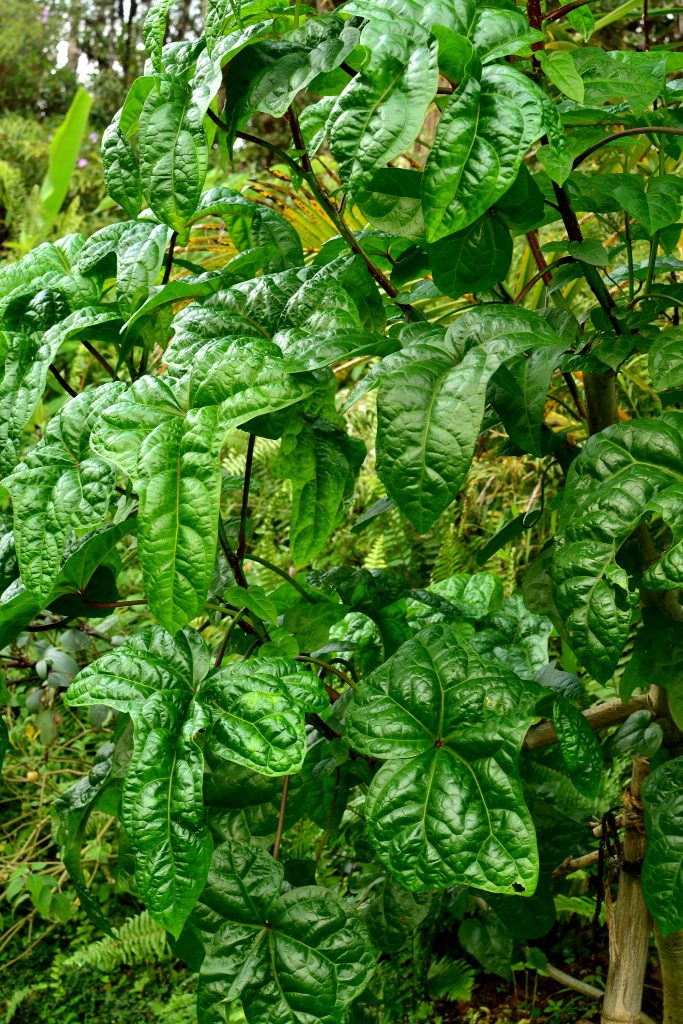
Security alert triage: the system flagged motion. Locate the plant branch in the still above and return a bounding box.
[572,126,683,169]
[218,515,249,590]
[162,230,178,286]
[245,554,316,602]
[544,0,593,22]
[295,655,355,690]
[49,364,78,398]
[552,849,601,878]
[80,340,120,381]
[237,434,255,562]
[523,695,650,750]
[272,775,290,860]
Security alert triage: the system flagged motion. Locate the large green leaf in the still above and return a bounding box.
[117,220,172,315]
[346,624,544,893]
[139,76,208,230]
[67,631,332,932]
[642,756,683,935]
[375,306,565,530]
[0,308,120,476]
[246,15,359,118]
[102,109,143,218]
[429,213,512,299]
[137,407,223,633]
[328,37,438,187]
[422,67,546,242]
[143,0,177,72]
[67,628,213,935]
[489,342,566,456]
[91,380,223,632]
[123,692,213,936]
[551,416,683,681]
[196,657,327,775]
[274,416,366,565]
[178,840,376,1024]
[2,385,124,600]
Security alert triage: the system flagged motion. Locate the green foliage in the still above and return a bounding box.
[2,0,683,1021]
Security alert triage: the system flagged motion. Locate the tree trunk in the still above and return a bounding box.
[601,756,652,1024]
[655,925,683,1024]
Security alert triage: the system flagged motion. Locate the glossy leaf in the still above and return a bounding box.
[429,214,512,300]
[346,624,544,893]
[179,840,376,1024]
[197,657,327,775]
[642,756,683,935]
[101,110,143,217]
[2,385,124,600]
[247,16,359,118]
[551,417,683,680]
[137,407,223,633]
[328,38,439,187]
[139,76,209,230]
[423,67,546,242]
[274,416,366,565]
[375,306,565,530]
[67,628,214,935]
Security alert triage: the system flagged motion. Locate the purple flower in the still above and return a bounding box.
[89,132,99,144]
[77,158,88,169]
[40,6,50,23]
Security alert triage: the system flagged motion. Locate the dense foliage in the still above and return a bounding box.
[1,0,683,1022]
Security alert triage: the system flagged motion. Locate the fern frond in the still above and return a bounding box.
[62,910,167,971]
[4,984,48,1023]
[427,956,476,1002]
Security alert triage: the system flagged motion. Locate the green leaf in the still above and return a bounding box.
[567,239,609,267]
[538,51,585,104]
[642,756,683,935]
[429,214,512,299]
[223,584,279,625]
[459,913,513,979]
[614,177,682,238]
[67,628,213,936]
[188,187,304,272]
[345,624,543,893]
[364,877,434,953]
[2,385,124,600]
[139,76,209,231]
[551,417,683,680]
[274,416,366,566]
[137,407,223,633]
[355,168,425,238]
[571,48,666,114]
[123,692,213,936]
[179,840,376,1024]
[550,696,602,799]
[246,16,360,118]
[40,88,92,218]
[102,109,143,218]
[489,342,566,456]
[143,0,177,72]
[117,220,172,315]
[651,327,683,395]
[0,308,119,476]
[198,656,327,774]
[375,306,565,530]
[422,67,546,242]
[328,39,439,186]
